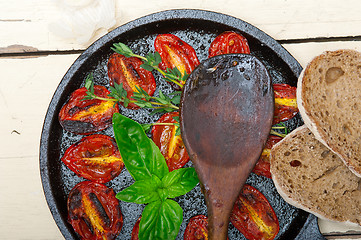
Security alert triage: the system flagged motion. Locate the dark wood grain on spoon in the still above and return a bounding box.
[180,54,274,239]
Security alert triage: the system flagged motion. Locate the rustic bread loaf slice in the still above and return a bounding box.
[297,49,361,177]
[270,125,361,225]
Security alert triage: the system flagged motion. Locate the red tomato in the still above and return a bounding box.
[154,34,200,87]
[61,135,124,183]
[59,86,118,134]
[230,185,279,240]
[131,217,141,240]
[184,215,229,240]
[107,53,156,109]
[67,181,123,240]
[252,135,283,178]
[208,31,250,58]
[184,215,209,240]
[273,83,299,125]
[151,112,189,171]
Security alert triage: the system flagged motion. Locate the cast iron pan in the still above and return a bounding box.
[40,9,325,239]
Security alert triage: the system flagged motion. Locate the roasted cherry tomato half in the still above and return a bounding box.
[230,184,280,240]
[154,34,200,87]
[67,181,123,240]
[61,134,124,183]
[131,217,141,240]
[107,53,156,109]
[151,112,189,171]
[208,31,250,58]
[273,83,298,125]
[184,215,209,240]
[59,86,118,134]
[184,215,229,240]
[252,135,283,178]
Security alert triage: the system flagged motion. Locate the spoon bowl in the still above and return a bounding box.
[180,54,274,239]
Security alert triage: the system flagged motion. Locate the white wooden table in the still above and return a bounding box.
[1,0,361,239]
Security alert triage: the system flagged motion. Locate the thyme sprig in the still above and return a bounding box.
[141,116,181,136]
[270,122,290,138]
[111,42,188,88]
[132,86,180,114]
[83,73,179,114]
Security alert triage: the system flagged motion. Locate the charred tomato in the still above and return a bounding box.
[130,217,141,240]
[230,184,279,240]
[252,135,283,178]
[208,31,250,58]
[59,86,118,134]
[61,134,124,183]
[107,53,156,109]
[184,215,209,240]
[151,112,189,171]
[184,215,229,240]
[273,83,298,125]
[154,34,200,87]
[67,181,123,240]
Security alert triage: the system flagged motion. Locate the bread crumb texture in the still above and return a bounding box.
[270,126,361,225]
[300,49,361,176]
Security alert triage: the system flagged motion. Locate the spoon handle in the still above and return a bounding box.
[208,211,229,240]
[198,165,251,240]
[207,197,233,240]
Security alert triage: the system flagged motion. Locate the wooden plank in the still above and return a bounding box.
[0,54,79,240]
[282,41,361,68]
[0,54,80,159]
[0,156,64,240]
[1,0,361,53]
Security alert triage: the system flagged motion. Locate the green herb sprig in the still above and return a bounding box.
[132,87,181,114]
[111,42,188,88]
[141,115,181,136]
[270,122,290,138]
[83,73,179,115]
[112,113,198,240]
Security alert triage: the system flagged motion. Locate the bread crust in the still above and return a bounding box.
[270,125,361,226]
[297,49,361,177]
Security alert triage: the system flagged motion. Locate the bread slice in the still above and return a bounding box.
[270,125,361,226]
[297,49,361,177]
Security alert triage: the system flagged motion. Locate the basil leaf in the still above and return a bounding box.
[116,175,161,204]
[112,113,169,181]
[157,188,168,202]
[161,168,199,198]
[139,199,183,240]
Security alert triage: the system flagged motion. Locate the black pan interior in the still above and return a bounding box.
[40,9,308,240]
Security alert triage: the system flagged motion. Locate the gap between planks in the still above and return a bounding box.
[0,49,84,58]
[1,35,361,58]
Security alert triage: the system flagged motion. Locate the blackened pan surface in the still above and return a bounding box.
[40,9,318,240]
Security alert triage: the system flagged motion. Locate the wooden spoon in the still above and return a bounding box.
[180,54,274,239]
